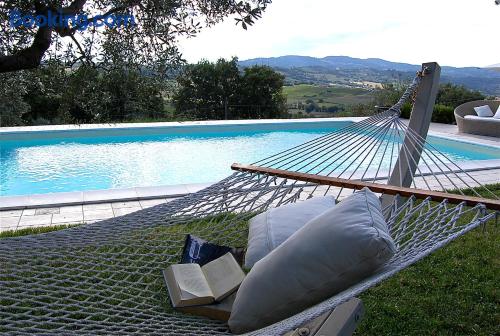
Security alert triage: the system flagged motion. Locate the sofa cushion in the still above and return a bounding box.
[494,105,500,119]
[473,105,494,117]
[464,115,500,123]
[244,196,335,268]
[229,188,396,334]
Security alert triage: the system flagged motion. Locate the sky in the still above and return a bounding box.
[178,0,500,68]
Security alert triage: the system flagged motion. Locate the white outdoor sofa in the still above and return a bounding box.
[454,100,500,137]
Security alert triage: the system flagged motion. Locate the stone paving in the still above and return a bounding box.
[0,198,175,232]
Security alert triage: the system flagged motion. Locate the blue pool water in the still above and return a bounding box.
[1,122,499,196]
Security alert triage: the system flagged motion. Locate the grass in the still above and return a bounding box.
[1,187,498,335]
[0,224,80,239]
[283,84,374,107]
[355,184,500,335]
[357,220,498,335]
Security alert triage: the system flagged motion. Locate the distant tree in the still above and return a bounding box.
[374,82,487,124]
[215,58,242,119]
[173,60,286,120]
[239,65,287,118]
[326,106,340,113]
[431,104,456,124]
[60,65,164,123]
[99,67,165,121]
[304,101,319,113]
[436,83,485,107]
[373,83,406,108]
[0,72,30,126]
[23,61,67,124]
[348,103,374,117]
[59,65,109,123]
[173,58,241,119]
[0,62,165,126]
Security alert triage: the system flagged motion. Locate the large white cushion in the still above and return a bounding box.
[464,115,500,123]
[229,188,396,334]
[473,105,494,117]
[244,196,335,268]
[494,105,500,119]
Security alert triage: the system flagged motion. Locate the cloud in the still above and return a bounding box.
[178,0,499,67]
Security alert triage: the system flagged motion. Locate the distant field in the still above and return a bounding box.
[283,84,374,107]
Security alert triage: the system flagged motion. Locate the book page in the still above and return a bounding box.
[201,252,246,301]
[171,264,213,299]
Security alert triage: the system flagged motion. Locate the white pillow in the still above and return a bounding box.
[229,188,396,334]
[494,105,500,119]
[244,196,335,268]
[473,105,494,117]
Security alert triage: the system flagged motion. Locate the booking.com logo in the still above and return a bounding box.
[9,10,136,31]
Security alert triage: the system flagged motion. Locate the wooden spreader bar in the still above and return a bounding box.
[231,163,500,211]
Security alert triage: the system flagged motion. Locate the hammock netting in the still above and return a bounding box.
[1,71,498,335]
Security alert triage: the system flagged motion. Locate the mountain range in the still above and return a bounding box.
[239,56,500,96]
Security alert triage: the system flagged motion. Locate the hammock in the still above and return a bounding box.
[1,64,498,335]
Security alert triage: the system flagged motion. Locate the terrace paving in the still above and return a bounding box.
[0,197,175,232]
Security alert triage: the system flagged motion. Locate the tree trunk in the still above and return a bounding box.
[224,99,228,120]
[0,26,53,73]
[0,0,88,73]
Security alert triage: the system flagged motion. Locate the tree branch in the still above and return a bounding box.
[0,0,88,73]
[0,25,53,73]
[0,0,271,74]
[56,3,135,37]
[63,0,87,14]
[70,34,92,65]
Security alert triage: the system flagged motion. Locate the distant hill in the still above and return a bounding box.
[239,56,500,96]
[487,64,500,73]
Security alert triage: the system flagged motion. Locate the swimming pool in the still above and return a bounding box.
[1,121,499,197]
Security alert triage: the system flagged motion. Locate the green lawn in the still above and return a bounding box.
[1,187,498,335]
[357,221,498,335]
[283,84,374,107]
[356,184,499,335]
[0,224,79,238]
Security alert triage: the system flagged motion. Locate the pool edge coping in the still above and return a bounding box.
[426,130,500,150]
[0,117,365,136]
[0,182,215,210]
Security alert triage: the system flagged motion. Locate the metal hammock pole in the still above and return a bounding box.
[381,62,441,208]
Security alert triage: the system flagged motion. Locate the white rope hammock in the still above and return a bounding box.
[0,69,498,335]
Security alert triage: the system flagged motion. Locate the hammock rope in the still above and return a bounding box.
[0,70,498,335]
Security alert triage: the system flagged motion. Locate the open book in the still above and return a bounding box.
[163,252,245,308]
[176,292,236,321]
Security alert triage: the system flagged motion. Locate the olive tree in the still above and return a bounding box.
[0,72,31,125]
[0,0,271,74]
